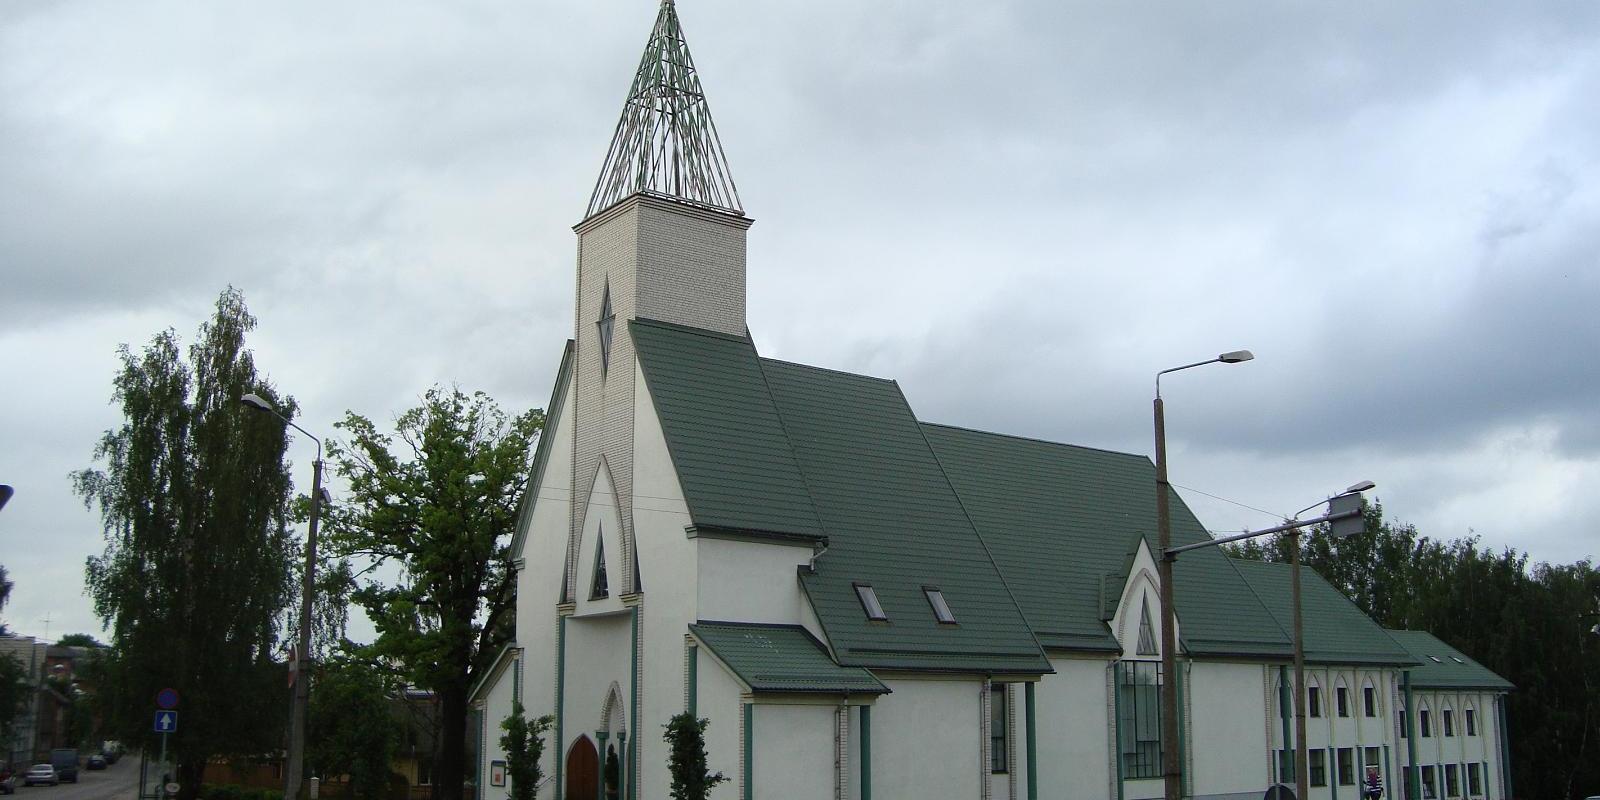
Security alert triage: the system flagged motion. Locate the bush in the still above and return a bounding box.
[663,713,725,800]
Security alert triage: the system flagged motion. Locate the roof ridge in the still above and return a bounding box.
[921,420,1154,462]
[757,354,897,384]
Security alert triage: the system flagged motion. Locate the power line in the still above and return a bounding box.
[1170,482,1284,521]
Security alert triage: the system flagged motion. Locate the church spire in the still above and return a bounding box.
[585,0,743,219]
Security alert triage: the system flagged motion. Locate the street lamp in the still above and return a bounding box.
[1165,481,1374,800]
[241,392,324,800]
[1153,349,1253,800]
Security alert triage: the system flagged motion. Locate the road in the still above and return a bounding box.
[15,757,138,800]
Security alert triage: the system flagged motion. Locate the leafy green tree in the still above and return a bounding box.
[663,713,725,800]
[308,659,401,800]
[499,701,551,800]
[321,388,543,800]
[0,569,29,744]
[73,287,297,800]
[55,633,103,648]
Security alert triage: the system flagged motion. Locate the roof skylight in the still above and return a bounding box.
[924,588,956,624]
[855,584,887,621]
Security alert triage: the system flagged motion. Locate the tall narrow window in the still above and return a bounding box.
[1420,707,1432,737]
[1466,763,1481,796]
[1337,747,1355,786]
[589,531,609,600]
[1443,709,1454,737]
[1337,686,1350,717]
[1309,749,1327,787]
[1464,708,1476,736]
[1421,765,1437,799]
[1444,764,1459,798]
[924,587,956,624]
[1136,596,1158,656]
[1364,685,1378,717]
[1116,661,1163,779]
[854,584,887,621]
[1399,704,1408,738]
[596,285,616,376]
[1309,685,1323,718]
[990,684,1008,774]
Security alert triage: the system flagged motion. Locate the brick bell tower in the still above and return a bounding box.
[564,0,751,602]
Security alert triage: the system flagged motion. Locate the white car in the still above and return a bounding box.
[22,766,57,787]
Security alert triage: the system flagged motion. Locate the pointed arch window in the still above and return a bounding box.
[1136,596,1158,656]
[596,284,616,376]
[590,529,610,600]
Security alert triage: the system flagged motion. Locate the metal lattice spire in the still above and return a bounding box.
[586,0,742,218]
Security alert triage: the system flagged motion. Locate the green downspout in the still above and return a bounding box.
[859,705,872,800]
[686,643,698,715]
[629,607,639,800]
[1279,665,1293,783]
[556,615,566,794]
[1329,747,1337,800]
[1113,666,1124,800]
[1025,682,1038,800]
[1403,671,1419,800]
[1383,745,1392,800]
[1495,697,1512,800]
[742,703,754,800]
[1177,661,1188,799]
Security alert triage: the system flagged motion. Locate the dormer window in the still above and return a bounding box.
[596,285,616,375]
[590,531,609,600]
[854,583,887,621]
[1135,596,1158,656]
[924,587,956,624]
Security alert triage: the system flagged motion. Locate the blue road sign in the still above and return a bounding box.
[154,710,177,733]
[156,688,179,709]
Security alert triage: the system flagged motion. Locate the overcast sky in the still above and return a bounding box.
[3,1,1597,643]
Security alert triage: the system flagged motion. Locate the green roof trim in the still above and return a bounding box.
[1385,629,1513,690]
[690,622,888,694]
[1231,560,1418,666]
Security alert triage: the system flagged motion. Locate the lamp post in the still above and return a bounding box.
[1154,350,1253,800]
[1165,482,1371,800]
[241,392,324,800]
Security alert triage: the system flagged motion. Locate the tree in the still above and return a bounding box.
[73,287,297,800]
[308,658,401,800]
[321,388,543,800]
[0,566,29,744]
[663,714,725,800]
[499,701,551,800]
[55,633,103,648]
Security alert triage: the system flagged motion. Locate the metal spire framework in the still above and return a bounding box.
[586,0,742,218]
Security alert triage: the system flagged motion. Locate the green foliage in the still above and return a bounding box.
[321,387,543,800]
[1227,501,1600,799]
[0,651,28,745]
[55,633,103,648]
[603,745,620,799]
[663,713,725,800]
[498,701,551,800]
[0,565,11,635]
[308,658,401,800]
[72,287,296,798]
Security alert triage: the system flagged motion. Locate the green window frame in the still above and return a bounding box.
[1445,764,1459,797]
[1466,763,1481,796]
[1310,749,1327,787]
[1337,747,1355,786]
[990,684,1008,774]
[1115,661,1163,779]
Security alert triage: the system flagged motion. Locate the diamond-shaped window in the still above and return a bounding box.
[597,286,616,375]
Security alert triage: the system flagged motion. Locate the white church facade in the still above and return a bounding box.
[471,4,1514,799]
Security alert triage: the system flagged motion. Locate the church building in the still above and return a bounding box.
[471,4,1514,799]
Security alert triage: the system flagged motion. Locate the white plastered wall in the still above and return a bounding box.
[696,538,811,624]
[695,652,744,800]
[1189,661,1271,795]
[480,656,519,800]
[871,676,984,799]
[751,704,837,800]
[1036,656,1113,799]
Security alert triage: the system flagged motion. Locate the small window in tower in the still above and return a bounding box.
[1136,596,1158,656]
[590,531,609,600]
[597,285,616,375]
[854,583,887,621]
[924,587,956,624]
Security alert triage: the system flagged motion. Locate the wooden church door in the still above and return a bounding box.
[565,735,599,800]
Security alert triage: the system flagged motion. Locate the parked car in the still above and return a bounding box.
[85,756,106,771]
[47,750,77,784]
[22,765,58,787]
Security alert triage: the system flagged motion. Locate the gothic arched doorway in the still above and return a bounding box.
[565,735,599,800]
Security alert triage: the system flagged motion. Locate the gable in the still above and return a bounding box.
[510,340,574,564]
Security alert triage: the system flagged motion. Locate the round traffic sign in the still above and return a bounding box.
[156,688,179,709]
[164,783,181,796]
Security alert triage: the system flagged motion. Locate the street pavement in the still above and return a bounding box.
[15,757,138,800]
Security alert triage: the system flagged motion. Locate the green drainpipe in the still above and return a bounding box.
[555,615,566,794]
[687,642,698,716]
[1113,665,1124,800]
[743,703,754,800]
[1177,660,1188,799]
[1279,665,1292,783]
[629,607,639,800]
[1403,670,1418,800]
[1025,682,1037,800]
[1329,747,1337,800]
[859,705,872,800]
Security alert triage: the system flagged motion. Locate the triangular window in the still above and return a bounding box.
[1136,596,1158,656]
[590,529,610,600]
[596,285,616,376]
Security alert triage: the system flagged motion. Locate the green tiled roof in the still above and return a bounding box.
[922,424,1293,657]
[1385,630,1513,690]
[630,320,825,539]
[1231,560,1418,666]
[632,319,1048,674]
[690,622,889,694]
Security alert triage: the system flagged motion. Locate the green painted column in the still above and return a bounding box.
[1383,744,1392,800]
[595,732,609,800]
[687,643,698,715]
[1025,682,1038,800]
[743,703,754,800]
[1112,666,1124,800]
[618,731,628,800]
[859,705,872,800]
[1329,747,1337,800]
[629,607,639,800]
[1279,665,1293,783]
[1495,698,1513,800]
[1177,660,1189,799]
[555,615,566,794]
[1403,671,1419,800]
